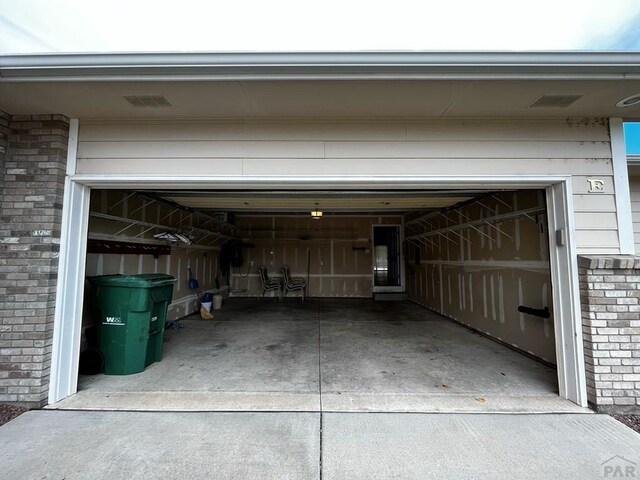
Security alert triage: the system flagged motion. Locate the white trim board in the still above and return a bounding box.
[48,179,90,404]
[546,180,587,406]
[70,174,570,189]
[610,118,635,254]
[49,174,587,409]
[65,119,79,176]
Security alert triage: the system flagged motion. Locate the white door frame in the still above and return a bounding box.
[371,224,405,293]
[546,179,586,406]
[48,174,587,408]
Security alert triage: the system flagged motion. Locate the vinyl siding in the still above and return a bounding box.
[76,119,618,254]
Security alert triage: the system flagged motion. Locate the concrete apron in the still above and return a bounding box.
[1,410,639,480]
[49,391,586,413]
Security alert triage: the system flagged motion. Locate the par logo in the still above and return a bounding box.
[602,456,637,478]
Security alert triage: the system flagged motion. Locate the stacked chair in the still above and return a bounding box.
[281,266,306,301]
[258,266,283,300]
[257,265,307,301]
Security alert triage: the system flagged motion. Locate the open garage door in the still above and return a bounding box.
[49,184,586,413]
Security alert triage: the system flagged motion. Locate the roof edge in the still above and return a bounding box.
[2,51,640,81]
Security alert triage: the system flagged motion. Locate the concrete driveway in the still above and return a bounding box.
[1,411,639,479]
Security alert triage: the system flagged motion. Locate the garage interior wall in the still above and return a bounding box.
[75,118,618,254]
[629,172,640,252]
[405,190,556,363]
[84,190,224,324]
[230,214,401,297]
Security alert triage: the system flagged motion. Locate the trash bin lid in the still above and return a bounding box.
[90,274,177,288]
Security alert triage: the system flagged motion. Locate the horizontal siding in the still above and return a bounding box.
[78,141,611,160]
[79,120,612,142]
[323,141,610,159]
[630,176,640,253]
[77,141,326,159]
[405,122,611,141]
[575,230,620,249]
[572,194,616,212]
[573,212,617,230]
[76,120,618,253]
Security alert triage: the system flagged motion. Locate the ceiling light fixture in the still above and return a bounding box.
[311,203,323,220]
[616,94,640,108]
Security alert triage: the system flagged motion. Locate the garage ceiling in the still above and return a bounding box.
[158,190,481,213]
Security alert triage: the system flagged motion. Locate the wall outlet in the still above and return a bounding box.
[249,260,254,266]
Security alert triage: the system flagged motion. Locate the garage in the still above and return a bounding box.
[47,184,584,413]
[40,108,603,412]
[1,49,639,416]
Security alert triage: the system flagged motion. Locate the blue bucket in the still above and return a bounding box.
[202,292,214,303]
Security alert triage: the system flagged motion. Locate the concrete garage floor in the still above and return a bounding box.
[52,299,584,413]
[2,411,639,480]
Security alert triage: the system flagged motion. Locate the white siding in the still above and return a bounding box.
[76,119,618,254]
[630,176,640,253]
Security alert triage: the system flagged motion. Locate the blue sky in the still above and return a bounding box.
[626,123,640,154]
[1,0,640,53]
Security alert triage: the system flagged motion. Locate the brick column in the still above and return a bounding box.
[578,255,640,413]
[0,114,69,407]
[0,111,8,198]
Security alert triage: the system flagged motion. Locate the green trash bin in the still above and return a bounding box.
[90,274,177,375]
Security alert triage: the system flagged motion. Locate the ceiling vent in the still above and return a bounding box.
[528,94,583,108]
[123,95,171,107]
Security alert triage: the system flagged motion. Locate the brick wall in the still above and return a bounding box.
[579,255,640,413]
[0,111,8,199]
[0,114,69,407]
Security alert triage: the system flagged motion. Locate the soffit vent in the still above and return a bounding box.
[123,95,171,107]
[528,94,583,108]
